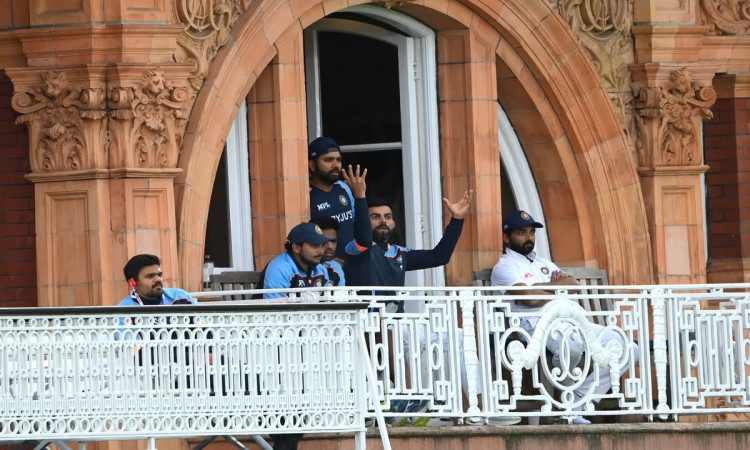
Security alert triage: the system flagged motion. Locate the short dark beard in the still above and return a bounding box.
[312,165,340,185]
[373,228,391,244]
[508,239,534,256]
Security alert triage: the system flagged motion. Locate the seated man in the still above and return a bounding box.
[262,222,334,299]
[309,215,345,286]
[261,221,335,450]
[117,254,196,387]
[119,254,195,306]
[344,190,473,310]
[491,210,629,425]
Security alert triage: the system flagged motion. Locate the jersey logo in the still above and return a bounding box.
[396,254,404,270]
[298,279,306,287]
[315,279,323,287]
[524,273,534,279]
[316,202,331,211]
[339,194,349,206]
[541,267,549,274]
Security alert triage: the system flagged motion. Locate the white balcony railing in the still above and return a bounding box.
[2,285,750,449]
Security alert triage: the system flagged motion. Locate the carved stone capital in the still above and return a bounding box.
[701,0,750,35]
[6,66,108,173]
[631,64,717,167]
[172,0,253,90]
[6,63,195,178]
[551,0,637,150]
[107,64,195,170]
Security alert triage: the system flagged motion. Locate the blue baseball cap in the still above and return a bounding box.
[502,210,544,232]
[286,222,334,245]
[308,137,340,160]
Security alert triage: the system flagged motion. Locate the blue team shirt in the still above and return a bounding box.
[118,287,195,306]
[309,181,355,260]
[323,259,346,286]
[262,251,331,299]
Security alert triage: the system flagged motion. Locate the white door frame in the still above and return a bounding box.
[498,103,551,260]
[217,100,254,272]
[304,5,444,288]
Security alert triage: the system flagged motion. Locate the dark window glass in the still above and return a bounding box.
[318,32,401,145]
[205,148,231,267]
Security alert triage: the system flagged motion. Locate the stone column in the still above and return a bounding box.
[6,0,196,307]
[436,27,502,284]
[7,62,194,307]
[631,64,716,285]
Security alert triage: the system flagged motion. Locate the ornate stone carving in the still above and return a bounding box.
[11,71,106,172]
[173,0,253,90]
[550,0,637,150]
[700,0,750,35]
[633,69,716,167]
[108,68,193,169]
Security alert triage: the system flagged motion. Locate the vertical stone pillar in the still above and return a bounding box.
[705,74,750,283]
[8,66,111,306]
[247,25,309,268]
[8,63,194,307]
[7,0,194,306]
[436,27,502,284]
[631,64,716,284]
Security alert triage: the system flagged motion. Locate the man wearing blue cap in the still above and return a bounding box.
[308,136,356,262]
[261,221,337,450]
[491,210,627,425]
[261,222,334,300]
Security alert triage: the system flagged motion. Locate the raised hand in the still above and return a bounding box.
[341,164,367,199]
[443,189,473,220]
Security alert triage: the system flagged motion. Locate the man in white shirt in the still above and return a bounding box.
[491,210,628,425]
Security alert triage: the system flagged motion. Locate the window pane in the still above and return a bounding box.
[205,147,231,267]
[318,31,401,145]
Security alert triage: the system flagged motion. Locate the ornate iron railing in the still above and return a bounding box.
[193,284,750,424]
[2,285,749,448]
[0,302,374,449]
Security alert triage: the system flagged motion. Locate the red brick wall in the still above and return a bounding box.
[704,97,750,260]
[0,69,36,306]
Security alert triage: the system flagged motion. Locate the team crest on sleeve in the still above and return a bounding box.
[339,194,349,206]
[540,267,549,275]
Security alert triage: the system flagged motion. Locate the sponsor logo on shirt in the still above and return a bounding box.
[332,210,353,222]
[524,273,534,279]
[317,202,331,211]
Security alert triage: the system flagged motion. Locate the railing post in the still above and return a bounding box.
[651,287,670,419]
[458,289,481,419]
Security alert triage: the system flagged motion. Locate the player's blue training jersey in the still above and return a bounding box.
[262,251,331,299]
[309,181,354,260]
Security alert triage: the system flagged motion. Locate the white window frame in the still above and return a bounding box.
[216,100,254,272]
[304,5,444,288]
[498,103,551,260]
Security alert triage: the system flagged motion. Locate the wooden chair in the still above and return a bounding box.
[209,270,263,301]
[560,267,611,326]
[471,266,618,420]
[197,270,271,450]
[472,268,493,287]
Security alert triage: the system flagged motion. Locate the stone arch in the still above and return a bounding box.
[175,0,652,290]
